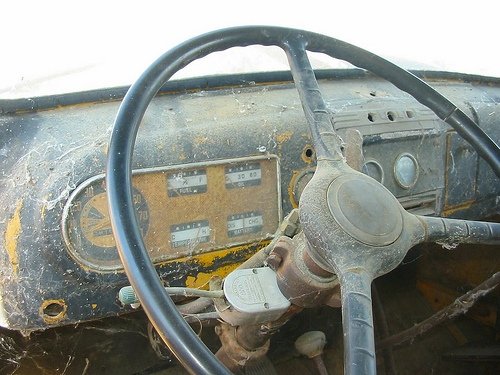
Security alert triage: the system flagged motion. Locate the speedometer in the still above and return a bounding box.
[62,178,149,269]
[80,186,149,248]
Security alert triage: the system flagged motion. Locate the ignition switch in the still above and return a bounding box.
[215,267,291,326]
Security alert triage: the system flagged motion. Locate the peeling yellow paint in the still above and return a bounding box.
[288,171,301,208]
[181,242,268,287]
[185,263,253,289]
[74,239,266,278]
[41,202,47,221]
[5,200,23,276]
[190,243,260,268]
[186,272,212,289]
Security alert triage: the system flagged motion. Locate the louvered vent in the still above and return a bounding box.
[398,191,439,216]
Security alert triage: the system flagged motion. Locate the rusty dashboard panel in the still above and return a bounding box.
[62,155,281,272]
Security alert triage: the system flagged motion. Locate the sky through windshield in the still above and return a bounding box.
[2,1,498,99]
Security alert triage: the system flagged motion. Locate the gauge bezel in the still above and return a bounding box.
[393,153,419,189]
[362,159,385,184]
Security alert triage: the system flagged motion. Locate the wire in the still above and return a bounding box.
[119,285,224,305]
[183,312,221,324]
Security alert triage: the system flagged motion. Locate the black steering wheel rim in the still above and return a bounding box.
[106,26,500,375]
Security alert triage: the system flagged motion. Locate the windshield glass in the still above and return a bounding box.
[2,1,499,99]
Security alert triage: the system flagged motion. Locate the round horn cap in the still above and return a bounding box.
[327,174,403,246]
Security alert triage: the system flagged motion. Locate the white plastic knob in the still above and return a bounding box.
[295,331,327,358]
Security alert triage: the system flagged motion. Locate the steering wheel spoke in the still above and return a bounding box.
[420,215,500,246]
[283,37,345,163]
[340,270,377,375]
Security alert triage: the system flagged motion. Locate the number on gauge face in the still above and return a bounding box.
[225,163,262,189]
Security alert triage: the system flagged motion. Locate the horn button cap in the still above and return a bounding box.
[327,174,403,247]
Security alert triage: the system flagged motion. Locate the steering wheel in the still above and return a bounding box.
[106,26,500,375]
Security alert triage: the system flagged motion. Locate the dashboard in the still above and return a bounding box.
[1,69,500,331]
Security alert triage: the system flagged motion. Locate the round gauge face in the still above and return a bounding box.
[394,153,419,189]
[65,180,149,268]
[80,192,115,247]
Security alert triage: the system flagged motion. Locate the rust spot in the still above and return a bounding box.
[301,145,315,164]
[276,131,294,143]
[194,136,210,145]
[40,299,67,323]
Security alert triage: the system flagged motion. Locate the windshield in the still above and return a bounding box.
[2,1,499,99]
